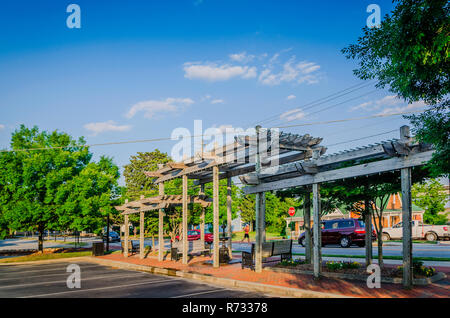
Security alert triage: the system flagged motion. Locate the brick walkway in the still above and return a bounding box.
[98,253,450,298]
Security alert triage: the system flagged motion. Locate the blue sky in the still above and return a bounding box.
[0,0,426,184]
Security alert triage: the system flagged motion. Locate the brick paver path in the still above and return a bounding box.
[99,253,450,298]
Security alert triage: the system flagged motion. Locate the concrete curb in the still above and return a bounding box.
[267,266,447,286]
[86,257,350,298]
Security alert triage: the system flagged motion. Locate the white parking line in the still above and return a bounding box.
[171,288,227,298]
[0,272,154,289]
[0,264,100,275]
[0,267,115,281]
[21,278,180,298]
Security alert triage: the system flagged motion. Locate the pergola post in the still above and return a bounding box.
[200,184,205,246]
[400,125,413,289]
[139,210,145,259]
[158,182,165,261]
[312,183,321,278]
[260,193,266,243]
[182,174,188,265]
[213,165,220,268]
[226,176,233,259]
[255,125,263,273]
[304,191,312,264]
[124,214,129,258]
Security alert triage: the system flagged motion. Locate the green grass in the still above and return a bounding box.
[51,240,88,247]
[0,251,92,263]
[290,253,450,262]
[232,231,283,241]
[387,240,438,245]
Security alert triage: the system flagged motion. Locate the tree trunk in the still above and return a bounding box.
[38,229,44,253]
[377,238,383,267]
[364,202,373,266]
[106,214,110,252]
[152,234,155,250]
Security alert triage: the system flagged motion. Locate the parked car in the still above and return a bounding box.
[175,230,213,243]
[382,220,449,241]
[298,218,376,248]
[103,231,120,243]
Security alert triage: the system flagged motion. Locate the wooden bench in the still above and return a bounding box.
[121,240,139,255]
[241,239,292,270]
[171,240,211,261]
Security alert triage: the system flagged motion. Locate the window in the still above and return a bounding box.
[338,220,354,228]
[393,222,402,228]
[358,220,365,228]
[323,222,333,229]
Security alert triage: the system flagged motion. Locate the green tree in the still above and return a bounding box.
[412,178,448,224]
[343,0,449,176]
[1,126,92,251]
[123,150,172,200]
[0,125,120,251]
[55,156,121,235]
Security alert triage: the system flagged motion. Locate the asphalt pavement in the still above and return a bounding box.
[0,261,268,298]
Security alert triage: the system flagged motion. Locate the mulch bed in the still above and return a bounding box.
[275,262,428,279]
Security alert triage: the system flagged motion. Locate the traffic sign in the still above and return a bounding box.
[288,207,295,217]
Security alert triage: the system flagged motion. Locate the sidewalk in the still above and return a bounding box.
[96,253,450,298]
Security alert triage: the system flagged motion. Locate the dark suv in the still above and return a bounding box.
[298,218,376,248]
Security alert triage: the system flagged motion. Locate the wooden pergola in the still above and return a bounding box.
[116,128,326,268]
[241,125,433,289]
[115,194,212,259]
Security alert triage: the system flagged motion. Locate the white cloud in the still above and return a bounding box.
[211,99,225,104]
[84,120,132,136]
[229,52,255,63]
[126,97,194,119]
[183,62,257,82]
[0,124,5,130]
[351,95,426,115]
[377,100,426,115]
[352,95,404,111]
[280,108,306,122]
[258,57,321,86]
[183,50,321,86]
[286,95,296,100]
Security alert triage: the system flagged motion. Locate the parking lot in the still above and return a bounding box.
[0,261,267,298]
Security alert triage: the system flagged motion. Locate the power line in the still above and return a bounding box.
[270,110,423,129]
[249,81,376,127]
[324,129,398,148]
[0,110,423,154]
[268,89,379,128]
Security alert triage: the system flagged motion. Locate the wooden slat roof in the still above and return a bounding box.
[115,195,212,215]
[144,129,326,184]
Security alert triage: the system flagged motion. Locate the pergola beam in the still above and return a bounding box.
[243,150,433,194]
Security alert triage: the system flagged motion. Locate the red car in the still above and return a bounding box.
[175,230,213,243]
[298,218,376,248]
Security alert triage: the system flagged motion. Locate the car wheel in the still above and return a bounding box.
[381,233,390,242]
[425,232,437,242]
[299,237,306,247]
[340,236,351,248]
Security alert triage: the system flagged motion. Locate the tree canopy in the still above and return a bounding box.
[343,0,449,176]
[0,125,121,250]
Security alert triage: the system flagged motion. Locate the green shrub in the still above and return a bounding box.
[279,258,305,267]
[397,259,436,277]
[325,261,361,271]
